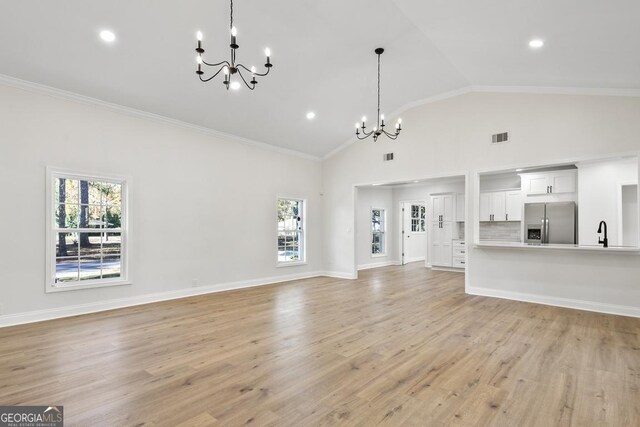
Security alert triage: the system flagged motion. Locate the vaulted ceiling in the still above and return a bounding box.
[1,0,638,158]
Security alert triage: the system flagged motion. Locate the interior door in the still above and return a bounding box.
[403,203,426,263]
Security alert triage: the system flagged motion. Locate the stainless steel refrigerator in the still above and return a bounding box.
[524,202,577,244]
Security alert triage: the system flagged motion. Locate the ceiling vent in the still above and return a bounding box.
[383,153,394,161]
[492,131,509,144]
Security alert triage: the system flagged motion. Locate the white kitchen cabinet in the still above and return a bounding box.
[456,193,465,222]
[452,240,466,269]
[480,190,513,221]
[430,221,453,267]
[505,190,522,221]
[521,170,576,196]
[432,194,454,222]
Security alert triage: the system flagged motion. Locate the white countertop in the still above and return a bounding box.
[476,241,640,253]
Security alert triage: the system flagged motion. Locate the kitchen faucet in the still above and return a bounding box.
[597,221,608,248]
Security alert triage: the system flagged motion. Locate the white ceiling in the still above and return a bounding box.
[1,0,638,158]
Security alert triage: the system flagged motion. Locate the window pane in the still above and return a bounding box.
[103,232,121,256]
[79,233,102,257]
[56,256,79,283]
[105,205,122,229]
[56,232,78,257]
[55,204,80,229]
[102,254,121,279]
[87,181,104,205]
[80,256,102,281]
[55,178,79,205]
[102,182,122,207]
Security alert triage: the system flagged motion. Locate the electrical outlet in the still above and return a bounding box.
[192,279,199,287]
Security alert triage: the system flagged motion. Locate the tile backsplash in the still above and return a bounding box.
[479,221,521,242]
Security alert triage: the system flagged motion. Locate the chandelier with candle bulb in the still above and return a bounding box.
[356,48,402,141]
[195,0,272,90]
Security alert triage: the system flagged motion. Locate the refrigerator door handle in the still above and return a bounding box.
[541,218,546,244]
[545,217,550,243]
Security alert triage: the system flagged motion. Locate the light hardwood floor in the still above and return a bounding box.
[1,263,639,426]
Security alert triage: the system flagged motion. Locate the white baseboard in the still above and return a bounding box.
[0,271,332,328]
[403,256,425,264]
[357,260,398,271]
[322,271,357,279]
[432,266,465,273]
[467,286,640,318]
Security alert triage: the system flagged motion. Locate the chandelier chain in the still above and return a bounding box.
[377,52,381,129]
[230,0,233,29]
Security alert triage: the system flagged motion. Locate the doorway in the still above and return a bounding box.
[400,201,427,265]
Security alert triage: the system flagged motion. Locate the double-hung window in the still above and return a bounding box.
[277,198,305,264]
[371,208,386,256]
[46,169,129,292]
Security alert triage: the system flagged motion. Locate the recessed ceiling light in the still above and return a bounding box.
[529,39,544,49]
[100,30,116,43]
[229,81,241,90]
[306,112,316,120]
[413,180,419,183]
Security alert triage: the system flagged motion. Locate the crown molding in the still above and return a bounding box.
[322,85,640,161]
[0,74,321,162]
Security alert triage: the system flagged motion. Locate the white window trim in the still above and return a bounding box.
[371,207,387,257]
[276,197,307,267]
[45,167,132,293]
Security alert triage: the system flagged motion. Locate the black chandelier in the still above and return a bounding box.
[195,0,272,90]
[356,48,402,141]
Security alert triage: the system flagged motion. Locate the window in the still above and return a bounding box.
[277,198,305,264]
[371,208,386,256]
[46,169,128,292]
[411,204,426,232]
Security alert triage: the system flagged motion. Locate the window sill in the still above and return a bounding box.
[46,279,131,293]
[371,253,387,258]
[276,261,308,268]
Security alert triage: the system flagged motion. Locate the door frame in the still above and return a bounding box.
[399,199,427,266]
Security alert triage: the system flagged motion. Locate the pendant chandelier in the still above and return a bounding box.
[195,0,272,90]
[356,48,402,141]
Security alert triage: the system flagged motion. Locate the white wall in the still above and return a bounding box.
[322,91,640,316]
[577,157,638,246]
[355,187,394,269]
[0,84,323,323]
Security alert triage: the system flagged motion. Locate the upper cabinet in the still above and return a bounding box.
[480,190,520,221]
[521,170,576,196]
[432,194,455,222]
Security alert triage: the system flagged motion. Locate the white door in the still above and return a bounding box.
[491,192,506,221]
[505,190,522,221]
[402,203,427,264]
[479,193,492,221]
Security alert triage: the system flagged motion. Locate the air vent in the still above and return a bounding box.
[383,153,394,161]
[492,132,509,144]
